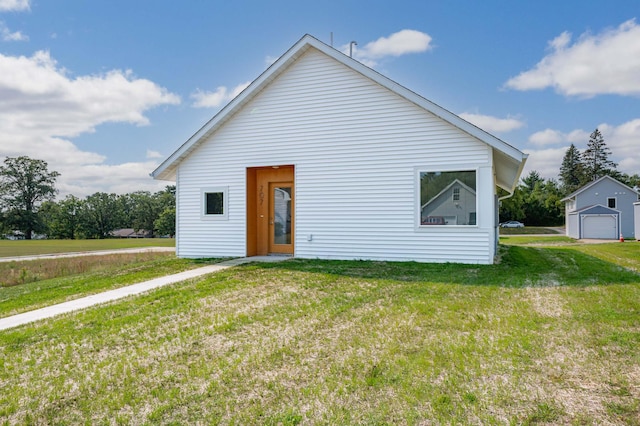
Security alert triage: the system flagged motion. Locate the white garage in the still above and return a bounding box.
[569,205,620,240]
[582,215,618,239]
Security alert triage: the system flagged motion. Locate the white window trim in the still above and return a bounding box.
[414,167,479,229]
[201,186,229,220]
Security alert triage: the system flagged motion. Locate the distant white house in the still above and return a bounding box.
[562,176,640,239]
[151,34,527,264]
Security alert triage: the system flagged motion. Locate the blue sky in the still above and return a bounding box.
[1,0,639,197]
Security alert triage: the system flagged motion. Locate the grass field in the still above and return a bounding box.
[498,226,562,235]
[0,238,175,257]
[500,235,577,245]
[0,253,222,318]
[0,242,639,424]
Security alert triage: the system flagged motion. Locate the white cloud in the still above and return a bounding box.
[0,50,181,197]
[146,149,163,159]
[0,0,29,12]
[522,147,567,180]
[459,112,524,133]
[524,120,640,179]
[528,129,564,146]
[190,81,251,108]
[597,119,640,173]
[1,21,28,41]
[527,128,589,146]
[57,161,168,198]
[505,19,640,97]
[343,29,433,67]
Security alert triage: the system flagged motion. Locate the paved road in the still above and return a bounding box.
[0,255,290,331]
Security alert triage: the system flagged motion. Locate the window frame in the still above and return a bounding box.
[201,186,229,220]
[415,167,479,229]
[607,197,616,209]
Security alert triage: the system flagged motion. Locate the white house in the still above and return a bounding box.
[562,176,640,239]
[152,34,527,264]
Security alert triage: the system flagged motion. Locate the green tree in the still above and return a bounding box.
[559,143,586,195]
[501,171,564,226]
[154,206,176,237]
[154,186,176,237]
[521,170,543,192]
[41,195,83,239]
[498,187,526,223]
[0,156,60,239]
[81,192,122,239]
[583,128,617,182]
[129,191,161,237]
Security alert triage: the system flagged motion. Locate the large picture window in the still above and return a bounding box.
[201,187,228,220]
[420,170,476,226]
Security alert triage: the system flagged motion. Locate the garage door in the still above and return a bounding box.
[582,215,617,239]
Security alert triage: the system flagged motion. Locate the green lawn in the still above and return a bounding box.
[498,226,562,235]
[500,235,577,245]
[0,238,175,257]
[0,253,221,318]
[0,243,639,424]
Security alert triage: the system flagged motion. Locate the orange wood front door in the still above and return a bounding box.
[247,166,294,256]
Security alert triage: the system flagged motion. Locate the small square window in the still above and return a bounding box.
[201,187,228,220]
[607,197,616,209]
[205,192,224,215]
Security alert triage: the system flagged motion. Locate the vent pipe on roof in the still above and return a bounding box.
[349,41,357,58]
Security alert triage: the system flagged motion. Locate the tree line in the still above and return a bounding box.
[1,128,637,237]
[0,156,175,240]
[499,128,639,226]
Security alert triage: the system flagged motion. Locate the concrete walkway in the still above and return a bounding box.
[0,256,290,331]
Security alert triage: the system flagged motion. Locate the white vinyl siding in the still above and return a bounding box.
[176,49,496,263]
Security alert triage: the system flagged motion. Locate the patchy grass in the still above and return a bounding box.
[501,235,577,246]
[0,254,221,318]
[0,244,639,424]
[498,226,562,235]
[565,242,640,272]
[0,238,175,257]
[0,251,176,287]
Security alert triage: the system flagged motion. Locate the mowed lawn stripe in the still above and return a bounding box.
[0,245,639,424]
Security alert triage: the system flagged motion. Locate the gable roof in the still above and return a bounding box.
[568,204,620,215]
[151,34,527,192]
[561,175,640,202]
[421,178,476,209]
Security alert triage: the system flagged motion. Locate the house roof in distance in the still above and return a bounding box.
[152,34,527,192]
[561,175,640,202]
